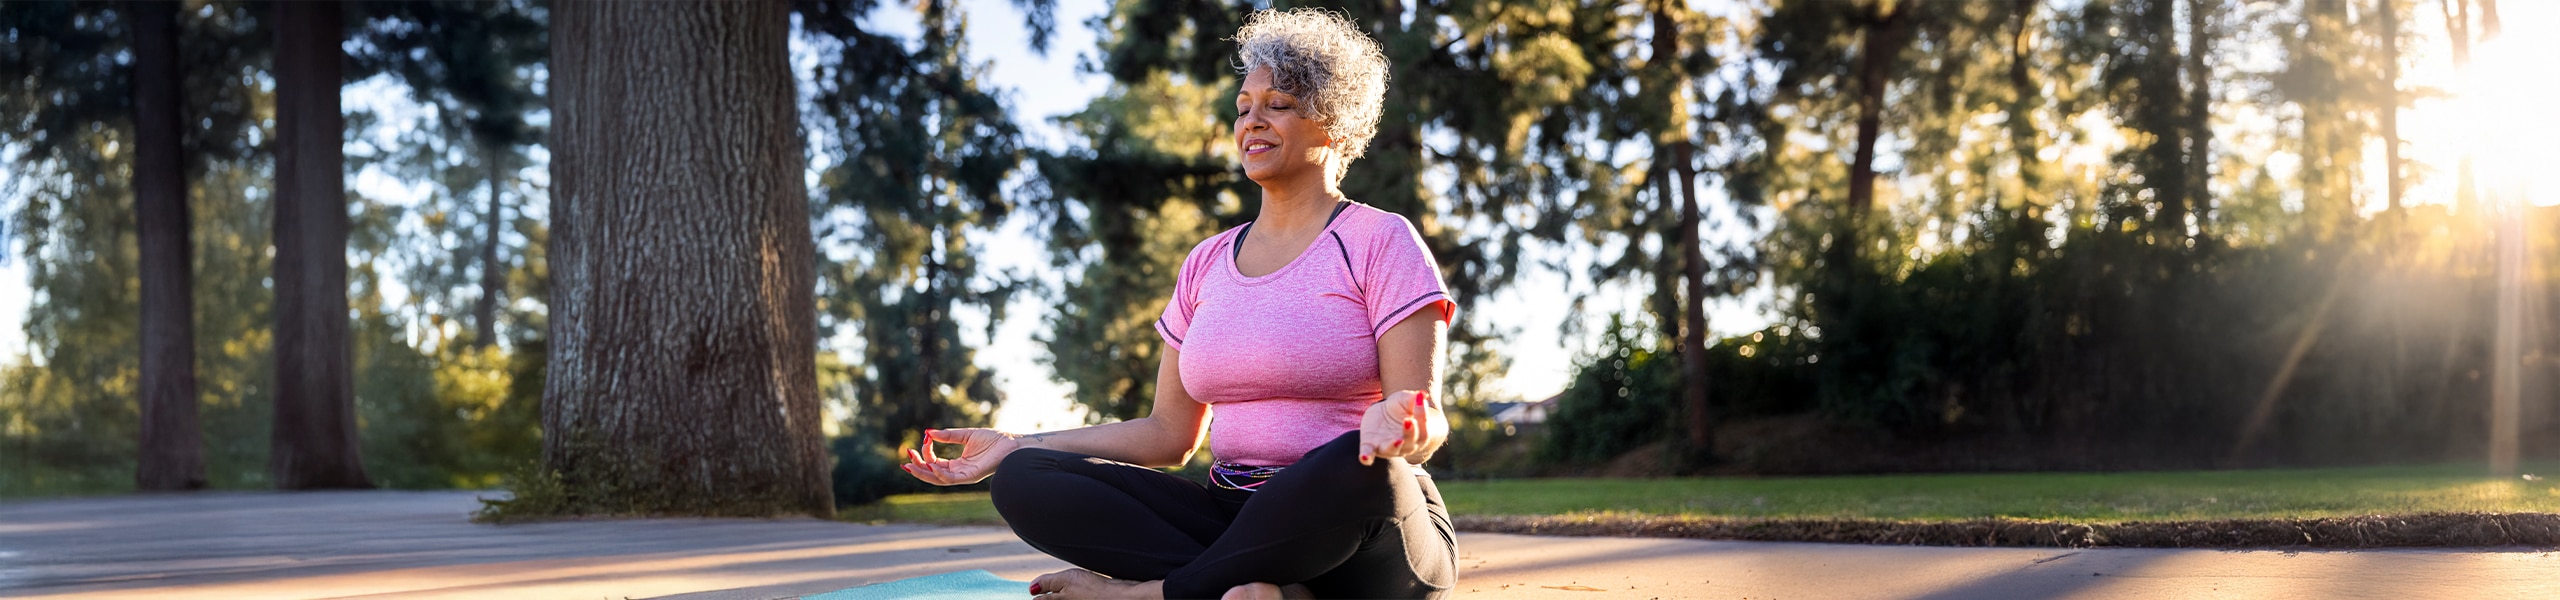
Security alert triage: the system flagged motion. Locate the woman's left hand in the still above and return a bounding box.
[1358,389,1445,465]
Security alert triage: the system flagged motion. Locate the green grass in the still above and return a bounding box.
[1445,462,2560,522]
[839,490,1012,526]
[839,462,2560,526]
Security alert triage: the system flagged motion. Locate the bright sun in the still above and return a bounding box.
[2400,1,2560,209]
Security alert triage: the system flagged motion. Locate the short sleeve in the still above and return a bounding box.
[1362,215,1457,335]
[1156,231,1225,351]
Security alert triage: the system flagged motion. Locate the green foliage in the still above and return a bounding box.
[829,428,934,507]
[1030,67,1243,423]
[1541,314,1683,465]
[2,1,542,495]
[799,0,1026,444]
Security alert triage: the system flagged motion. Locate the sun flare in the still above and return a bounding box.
[2400,2,2560,209]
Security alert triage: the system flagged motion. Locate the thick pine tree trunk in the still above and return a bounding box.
[547,0,832,518]
[270,0,371,490]
[131,0,205,492]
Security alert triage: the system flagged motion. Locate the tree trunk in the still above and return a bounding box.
[131,0,204,492]
[2141,0,2186,236]
[2381,0,2404,214]
[475,143,504,348]
[270,0,371,490]
[2184,0,2214,235]
[2441,0,2469,66]
[1846,3,1913,217]
[1651,3,1713,459]
[1674,141,1713,457]
[918,237,942,436]
[547,0,831,518]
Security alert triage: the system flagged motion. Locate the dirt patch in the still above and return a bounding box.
[1455,512,2560,549]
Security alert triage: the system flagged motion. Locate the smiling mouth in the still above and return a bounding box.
[1243,141,1277,155]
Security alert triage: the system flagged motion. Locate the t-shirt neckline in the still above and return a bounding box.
[1227,200,1355,284]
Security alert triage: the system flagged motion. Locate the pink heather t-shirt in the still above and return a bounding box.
[1155,201,1457,467]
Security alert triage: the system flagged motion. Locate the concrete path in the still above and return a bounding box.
[4,491,2559,599]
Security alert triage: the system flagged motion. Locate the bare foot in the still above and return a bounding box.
[1029,568,1165,599]
[1220,582,1314,600]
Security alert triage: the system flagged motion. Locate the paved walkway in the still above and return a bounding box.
[4,490,2559,599]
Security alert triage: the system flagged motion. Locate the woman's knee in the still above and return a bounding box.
[990,448,1076,512]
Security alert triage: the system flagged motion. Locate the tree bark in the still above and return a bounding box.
[1846,2,1913,217]
[270,0,372,490]
[547,0,832,517]
[2184,0,2215,234]
[475,143,504,348]
[131,0,205,492]
[2441,0,2469,66]
[1674,141,1713,456]
[2141,0,2186,236]
[1650,3,1713,459]
[2379,0,2404,214]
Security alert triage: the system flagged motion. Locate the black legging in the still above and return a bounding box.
[990,431,1456,599]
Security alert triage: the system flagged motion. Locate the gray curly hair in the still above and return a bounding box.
[1233,8,1389,174]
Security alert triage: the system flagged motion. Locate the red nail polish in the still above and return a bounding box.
[1030,582,1044,595]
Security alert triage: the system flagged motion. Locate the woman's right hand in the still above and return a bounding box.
[902,428,1020,486]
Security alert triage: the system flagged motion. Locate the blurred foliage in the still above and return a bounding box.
[797,0,1034,504]
[1542,314,1684,465]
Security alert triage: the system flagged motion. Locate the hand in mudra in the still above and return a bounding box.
[902,428,1017,486]
[1357,390,1443,466]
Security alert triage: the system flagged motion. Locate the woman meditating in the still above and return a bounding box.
[898,8,1457,600]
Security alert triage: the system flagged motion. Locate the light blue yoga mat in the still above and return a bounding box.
[804,569,1031,600]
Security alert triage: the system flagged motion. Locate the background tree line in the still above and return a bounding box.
[3,0,2553,515]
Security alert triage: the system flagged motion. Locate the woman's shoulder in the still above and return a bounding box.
[1178,222,1252,268]
[1332,201,1428,250]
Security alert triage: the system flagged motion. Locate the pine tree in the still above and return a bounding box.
[268,0,371,490]
[543,0,831,517]
[129,0,205,491]
[799,0,1033,442]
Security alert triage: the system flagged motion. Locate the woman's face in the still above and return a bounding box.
[1234,67,1334,186]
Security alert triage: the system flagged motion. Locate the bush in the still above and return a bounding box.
[1540,314,1685,465]
[831,429,934,507]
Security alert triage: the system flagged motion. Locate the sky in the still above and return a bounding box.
[8,0,2550,433]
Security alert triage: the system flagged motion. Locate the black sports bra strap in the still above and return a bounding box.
[1233,200,1352,262]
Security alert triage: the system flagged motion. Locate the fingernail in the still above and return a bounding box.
[1416,393,1426,408]
[1030,583,1043,595]
[1403,419,1413,430]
